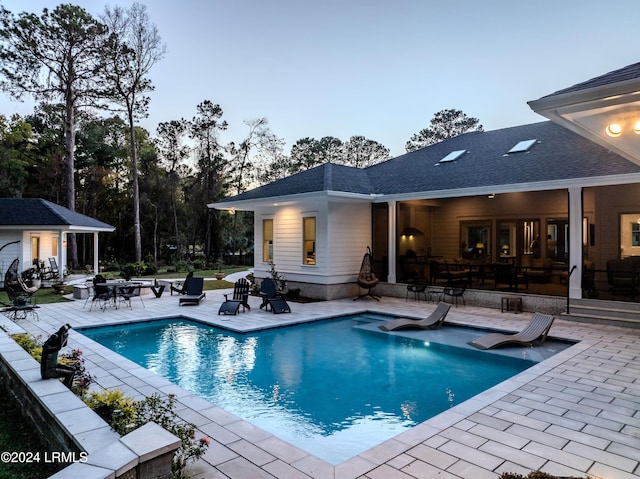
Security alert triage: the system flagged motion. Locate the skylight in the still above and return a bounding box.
[438,149,467,163]
[508,139,537,154]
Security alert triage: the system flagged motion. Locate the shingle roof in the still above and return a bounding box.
[367,121,639,194]
[217,162,375,203]
[0,198,115,230]
[217,121,640,205]
[541,62,640,98]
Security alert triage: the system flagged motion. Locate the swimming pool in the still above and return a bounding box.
[79,313,565,464]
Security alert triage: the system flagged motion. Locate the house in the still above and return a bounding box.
[0,198,115,286]
[210,62,640,307]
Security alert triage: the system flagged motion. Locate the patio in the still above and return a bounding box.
[3,284,640,479]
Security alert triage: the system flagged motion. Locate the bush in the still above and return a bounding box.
[11,333,43,363]
[84,391,209,477]
[121,262,158,279]
[173,260,193,273]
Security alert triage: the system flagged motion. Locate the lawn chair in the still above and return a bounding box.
[218,278,251,315]
[179,277,206,306]
[170,272,193,295]
[468,313,555,350]
[259,278,291,313]
[379,302,451,331]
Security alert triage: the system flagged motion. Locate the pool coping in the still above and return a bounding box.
[6,291,640,479]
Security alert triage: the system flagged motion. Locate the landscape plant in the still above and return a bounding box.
[9,331,209,478]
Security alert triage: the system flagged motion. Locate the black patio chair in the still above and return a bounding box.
[170,272,193,295]
[259,278,291,314]
[88,275,114,311]
[219,278,251,315]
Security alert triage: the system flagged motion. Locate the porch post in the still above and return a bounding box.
[568,187,583,299]
[388,201,397,283]
[93,232,99,275]
[58,231,65,278]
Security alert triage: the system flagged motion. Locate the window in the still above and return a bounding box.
[263,219,273,262]
[52,237,58,256]
[633,222,640,247]
[31,236,40,264]
[303,217,316,265]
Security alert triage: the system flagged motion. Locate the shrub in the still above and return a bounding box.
[11,333,42,363]
[84,391,209,477]
[10,334,93,396]
[59,349,95,398]
[173,260,193,273]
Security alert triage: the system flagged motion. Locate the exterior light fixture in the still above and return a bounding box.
[488,194,495,199]
[606,123,622,137]
[635,121,640,134]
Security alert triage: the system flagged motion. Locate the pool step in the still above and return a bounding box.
[562,298,640,328]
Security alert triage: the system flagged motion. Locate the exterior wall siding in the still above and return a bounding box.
[252,198,370,292]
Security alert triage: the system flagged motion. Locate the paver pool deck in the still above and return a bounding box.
[4,285,640,479]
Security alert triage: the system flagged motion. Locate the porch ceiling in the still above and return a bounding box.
[528,73,640,167]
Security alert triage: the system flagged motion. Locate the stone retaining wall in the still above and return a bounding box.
[0,332,179,479]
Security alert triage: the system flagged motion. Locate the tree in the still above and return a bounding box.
[341,135,390,168]
[0,114,34,197]
[188,100,228,258]
[101,2,166,262]
[0,4,109,267]
[405,109,483,152]
[155,120,190,258]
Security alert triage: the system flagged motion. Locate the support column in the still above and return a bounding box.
[568,187,583,299]
[58,231,65,278]
[387,201,397,283]
[93,232,99,275]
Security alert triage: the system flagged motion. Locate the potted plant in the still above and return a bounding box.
[214,260,225,280]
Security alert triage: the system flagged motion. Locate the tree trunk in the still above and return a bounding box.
[65,93,78,269]
[128,109,142,262]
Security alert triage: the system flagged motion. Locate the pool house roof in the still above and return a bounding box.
[0,198,115,232]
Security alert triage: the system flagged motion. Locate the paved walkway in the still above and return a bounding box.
[4,287,640,479]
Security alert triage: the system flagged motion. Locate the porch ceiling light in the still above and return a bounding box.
[606,123,622,137]
[400,227,424,237]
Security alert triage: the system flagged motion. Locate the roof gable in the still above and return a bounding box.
[0,198,115,230]
[217,162,375,203]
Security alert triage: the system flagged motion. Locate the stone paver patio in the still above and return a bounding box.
[3,284,640,479]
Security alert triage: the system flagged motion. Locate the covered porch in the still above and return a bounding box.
[371,182,640,309]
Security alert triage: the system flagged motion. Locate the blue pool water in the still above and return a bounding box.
[80,314,545,464]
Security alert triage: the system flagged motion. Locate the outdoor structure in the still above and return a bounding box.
[0,198,115,287]
[210,61,640,309]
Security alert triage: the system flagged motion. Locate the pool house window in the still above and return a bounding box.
[303,217,316,265]
[263,219,273,262]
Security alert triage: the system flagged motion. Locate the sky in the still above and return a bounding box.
[1,0,640,157]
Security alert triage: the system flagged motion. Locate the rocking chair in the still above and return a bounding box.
[354,246,380,301]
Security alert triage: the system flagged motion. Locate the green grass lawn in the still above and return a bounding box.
[0,385,64,479]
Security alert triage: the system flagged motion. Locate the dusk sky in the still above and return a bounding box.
[1,0,640,157]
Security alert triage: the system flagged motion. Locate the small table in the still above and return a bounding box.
[148,284,165,298]
[501,296,522,314]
